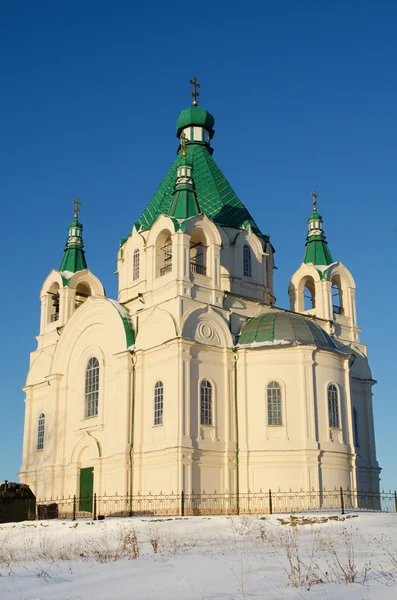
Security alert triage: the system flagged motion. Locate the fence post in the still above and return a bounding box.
[269,489,273,515]
[340,487,345,515]
[73,495,76,521]
[93,493,97,520]
[394,491,397,513]
[181,490,185,517]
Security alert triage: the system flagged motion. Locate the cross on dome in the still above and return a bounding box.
[190,77,200,106]
[311,190,318,212]
[73,197,82,219]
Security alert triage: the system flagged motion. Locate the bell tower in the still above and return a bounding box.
[289,192,359,342]
[37,200,105,348]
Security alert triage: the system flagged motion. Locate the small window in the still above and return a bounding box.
[353,407,360,447]
[133,249,140,281]
[200,380,212,425]
[85,357,100,417]
[328,384,340,428]
[267,381,282,426]
[154,381,164,426]
[37,413,45,451]
[243,245,252,278]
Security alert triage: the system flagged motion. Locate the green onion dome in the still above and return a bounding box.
[238,311,337,351]
[176,106,215,139]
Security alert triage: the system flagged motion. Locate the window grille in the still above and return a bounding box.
[133,249,140,281]
[85,357,100,417]
[160,238,172,276]
[243,245,252,278]
[328,384,340,428]
[190,241,207,275]
[267,381,282,426]
[200,380,212,425]
[154,381,164,426]
[332,283,343,315]
[37,413,45,451]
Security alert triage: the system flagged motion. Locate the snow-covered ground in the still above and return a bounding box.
[1,512,397,599]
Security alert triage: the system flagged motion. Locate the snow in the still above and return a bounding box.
[238,339,291,348]
[107,298,130,319]
[59,270,75,280]
[1,513,397,599]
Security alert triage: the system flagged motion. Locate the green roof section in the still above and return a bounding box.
[176,106,215,138]
[135,123,263,236]
[168,164,200,219]
[238,311,338,350]
[303,210,333,268]
[59,217,87,279]
[107,299,135,348]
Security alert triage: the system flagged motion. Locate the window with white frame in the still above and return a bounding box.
[85,357,100,417]
[267,381,282,426]
[37,413,45,451]
[243,244,252,278]
[328,384,340,428]
[154,381,164,426]
[133,248,140,281]
[200,380,212,425]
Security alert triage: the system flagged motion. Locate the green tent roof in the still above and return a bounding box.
[135,142,263,236]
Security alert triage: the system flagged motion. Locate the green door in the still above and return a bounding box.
[79,467,94,512]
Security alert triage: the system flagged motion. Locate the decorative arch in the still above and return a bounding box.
[289,263,321,313]
[181,306,233,348]
[51,298,130,376]
[135,307,177,351]
[184,214,223,246]
[68,270,105,298]
[71,431,102,465]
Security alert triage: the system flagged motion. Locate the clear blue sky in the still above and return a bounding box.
[1,1,396,491]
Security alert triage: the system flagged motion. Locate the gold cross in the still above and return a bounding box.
[72,197,82,219]
[180,132,188,158]
[190,77,200,106]
[311,190,317,212]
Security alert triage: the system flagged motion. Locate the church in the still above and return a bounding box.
[19,81,380,510]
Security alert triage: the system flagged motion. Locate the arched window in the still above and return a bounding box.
[267,381,282,426]
[37,413,45,451]
[243,245,252,278]
[303,277,316,311]
[85,357,100,417]
[154,381,164,426]
[190,228,207,275]
[75,282,91,309]
[200,380,212,425]
[133,249,140,281]
[328,384,340,428]
[353,407,360,447]
[47,282,60,323]
[331,276,343,315]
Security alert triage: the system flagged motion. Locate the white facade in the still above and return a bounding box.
[20,114,380,505]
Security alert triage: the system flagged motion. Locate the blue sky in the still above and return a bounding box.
[1,0,396,491]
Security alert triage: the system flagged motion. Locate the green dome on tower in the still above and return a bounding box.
[176,106,215,138]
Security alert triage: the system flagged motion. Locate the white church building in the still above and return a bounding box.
[20,85,380,511]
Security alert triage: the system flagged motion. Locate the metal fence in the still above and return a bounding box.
[35,488,397,520]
